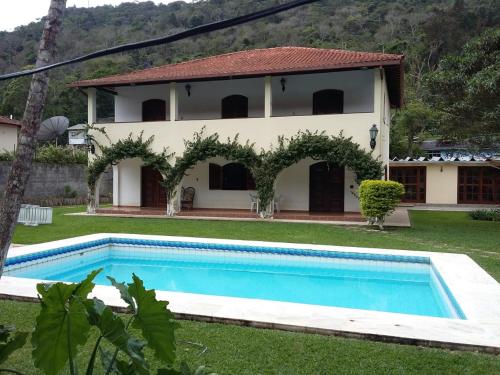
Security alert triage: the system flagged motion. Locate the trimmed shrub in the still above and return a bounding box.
[359,180,405,230]
[469,208,500,221]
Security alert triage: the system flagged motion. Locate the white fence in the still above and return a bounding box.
[18,205,53,226]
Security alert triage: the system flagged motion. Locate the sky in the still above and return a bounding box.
[1,0,182,32]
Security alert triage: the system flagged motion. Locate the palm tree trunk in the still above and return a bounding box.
[0,0,67,276]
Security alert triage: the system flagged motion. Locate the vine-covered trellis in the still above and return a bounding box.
[87,130,382,217]
[86,133,171,213]
[255,131,383,214]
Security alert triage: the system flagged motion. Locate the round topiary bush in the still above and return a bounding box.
[359,180,405,230]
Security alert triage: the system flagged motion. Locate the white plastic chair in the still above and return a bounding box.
[249,193,259,212]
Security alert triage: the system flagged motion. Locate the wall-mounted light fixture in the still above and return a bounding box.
[369,124,378,150]
[185,84,191,97]
[280,77,286,92]
[85,134,95,154]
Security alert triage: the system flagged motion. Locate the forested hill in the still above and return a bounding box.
[0,0,499,127]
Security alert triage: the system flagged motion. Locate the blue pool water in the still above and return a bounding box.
[6,242,463,319]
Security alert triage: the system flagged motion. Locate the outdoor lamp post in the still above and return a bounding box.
[369,124,378,150]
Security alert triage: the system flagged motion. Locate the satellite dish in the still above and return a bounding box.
[37,116,69,141]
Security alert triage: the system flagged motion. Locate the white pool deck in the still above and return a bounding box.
[2,233,500,352]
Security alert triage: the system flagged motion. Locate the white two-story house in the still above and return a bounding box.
[71,47,404,214]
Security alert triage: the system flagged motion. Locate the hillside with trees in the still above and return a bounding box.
[0,0,499,155]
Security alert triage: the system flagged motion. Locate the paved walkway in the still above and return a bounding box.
[407,204,499,212]
[69,207,411,227]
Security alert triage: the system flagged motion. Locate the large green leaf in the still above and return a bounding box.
[85,298,148,374]
[128,274,177,364]
[32,269,101,375]
[108,277,136,311]
[0,325,28,365]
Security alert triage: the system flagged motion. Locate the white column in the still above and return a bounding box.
[87,87,97,125]
[113,164,120,206]
[170,82,177,122]
[264,76,272,118]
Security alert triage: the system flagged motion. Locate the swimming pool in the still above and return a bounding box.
[5,236,463,319]
[4,234,500,351]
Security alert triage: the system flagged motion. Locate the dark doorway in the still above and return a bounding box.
[309,162,345,212]
[312,89,344,115]
[141,166,167,208]
[142,99,166,122]
[221,95,249,119]
[458,167,500,204]
[390,166,426,203]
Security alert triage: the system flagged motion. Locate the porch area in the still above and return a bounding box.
[95,206,365,222]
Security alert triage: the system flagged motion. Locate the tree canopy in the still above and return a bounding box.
[423,28,500,146]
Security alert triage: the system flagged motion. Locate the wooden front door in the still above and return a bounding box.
[389,166,426,203]
[309,162,344,212]
[458,167,500,204]
[141,166,167,208]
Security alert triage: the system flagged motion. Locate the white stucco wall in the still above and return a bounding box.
[271,70,374,116]
[0,125,18,152]
[180,157,360,211]
[426,165,458,204]
[178,78,265,120]
[115,85,170,122]
[116,158,143,206]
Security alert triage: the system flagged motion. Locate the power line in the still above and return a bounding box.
[0,0,318,81]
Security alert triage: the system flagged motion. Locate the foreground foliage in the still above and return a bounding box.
[1,269,213,375]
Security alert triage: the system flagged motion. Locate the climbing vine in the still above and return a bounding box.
[86,132,172,213]
[87,130,382,217]
[161,131,260,215]
[255,131,383,215]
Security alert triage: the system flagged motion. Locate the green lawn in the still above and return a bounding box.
[13,206,500,279]
[2,299,500,375]
[3,207,500,374]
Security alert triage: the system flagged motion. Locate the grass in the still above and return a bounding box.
[12,206,500,280]
[4,206,500,373]
[2,299,500,375]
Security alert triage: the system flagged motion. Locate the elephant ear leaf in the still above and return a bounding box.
[32,269,101,375]
[128,274,177,364]
[85,298,148,374]
[0,325,28,365]
[108,276,136,311]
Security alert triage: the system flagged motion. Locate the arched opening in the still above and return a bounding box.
[142,99,166,122]
[221,95,249,119]
[309,161,344,212]
[312,89,344,115]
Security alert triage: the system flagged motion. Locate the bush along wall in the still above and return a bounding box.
[87,131,383,217]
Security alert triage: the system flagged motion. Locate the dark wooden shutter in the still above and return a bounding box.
[209,163,222,190]
[142,99,166,122]
[221,95,249,119]
[313,89,344,115]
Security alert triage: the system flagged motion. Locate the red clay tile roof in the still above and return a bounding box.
[0,116,22,127]
[70,47,404,107]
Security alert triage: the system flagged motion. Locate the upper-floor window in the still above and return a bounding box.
[312,89,344,115]
[142,99,166,122]
[209,162,255,190]
[221,95,249,119]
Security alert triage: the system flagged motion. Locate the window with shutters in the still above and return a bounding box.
[209,162,255,190]
[312,89,344,115]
